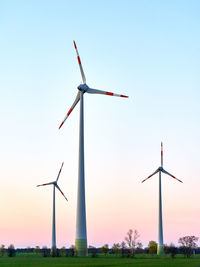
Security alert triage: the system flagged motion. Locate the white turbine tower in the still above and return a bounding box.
[37,162,68,252]
[141,143,183,255]
[59,41,128,256]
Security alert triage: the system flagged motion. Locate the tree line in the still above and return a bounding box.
[0,229,199,258]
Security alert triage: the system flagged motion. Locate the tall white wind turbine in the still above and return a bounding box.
[37,162,68,251]
[59,41,128,256]
[141,143,183,255]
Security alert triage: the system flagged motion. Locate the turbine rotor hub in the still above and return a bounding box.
[158,167,163,171]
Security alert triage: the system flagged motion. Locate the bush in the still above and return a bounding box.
[7,244,16,257]
[141,253,146,259]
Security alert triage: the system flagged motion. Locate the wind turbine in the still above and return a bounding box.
[141,142,182,255]
[37,162,68,252]
[59,41,128,256]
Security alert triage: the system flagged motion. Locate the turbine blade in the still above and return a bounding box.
[55,185,68,201]
[59,92,80,129]
[56,162,64,182]
[87,88,128,98]
[37,182,54,187]
[161,142,163,167]
[162,169,183,183]
[73,40,86,84]
[141,169,159,183]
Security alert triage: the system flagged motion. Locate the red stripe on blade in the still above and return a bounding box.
[73,41,77,49]
[67,108,73,116]
[59,122,64,129]
[120,95,128,98]
[106,92,114,96]
[77,56,81,65]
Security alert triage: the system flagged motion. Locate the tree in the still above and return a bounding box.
[101,244,109,255]
[112,243,120,256]
[125,229,141,257]
[41,246,50,257]
[69,245,75,257]
[7,244,16,257]
[34,246,40,254]
[26,246,31,253]
[0,245,5,257]
[163,244,168,254]
[178,236,199,258]
[60,246,66,256]
[120,241,127,257]
[89,246,98,257]
[136,241,143,253]
[168,243,177,258]
[51,248,60,257]
[148,241,157,255]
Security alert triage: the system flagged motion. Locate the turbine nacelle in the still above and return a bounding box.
[77,84,89,93]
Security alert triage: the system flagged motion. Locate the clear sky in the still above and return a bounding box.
[0,0,200,248]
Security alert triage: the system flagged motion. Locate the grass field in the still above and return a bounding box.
[0,254,200,267]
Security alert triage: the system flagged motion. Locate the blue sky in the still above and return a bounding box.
[0,0,200,247]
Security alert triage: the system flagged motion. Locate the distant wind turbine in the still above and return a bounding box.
[59,41,128,256]
[37,162,68,252]
[141,143,182,255]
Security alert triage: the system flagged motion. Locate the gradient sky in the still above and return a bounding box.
[0,0,200,248]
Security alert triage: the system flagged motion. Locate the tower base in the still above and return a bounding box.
[157,245,164,255]
[75,238,88,256]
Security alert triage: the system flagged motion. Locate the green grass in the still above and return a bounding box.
[0,254,200,267]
